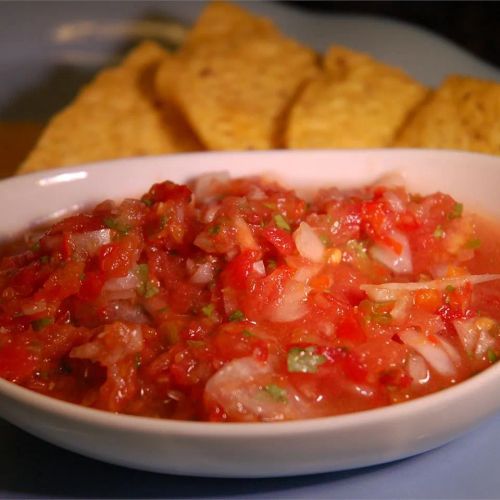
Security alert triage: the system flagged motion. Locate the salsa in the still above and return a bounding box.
[1,174,499,422]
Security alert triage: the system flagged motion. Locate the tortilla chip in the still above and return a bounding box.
[0,122,44,178]
[285,46,427,149]
[187,1,275,42]
[19,41,201,175]
[155,2,319,151]
[394,75,500,154]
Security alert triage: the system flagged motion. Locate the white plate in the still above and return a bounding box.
[0,149,499,477]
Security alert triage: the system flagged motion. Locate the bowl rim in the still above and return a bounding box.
[2,148,500,437]
[1,358,500,437]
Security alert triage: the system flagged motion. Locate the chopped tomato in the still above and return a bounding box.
[0,175,497,422]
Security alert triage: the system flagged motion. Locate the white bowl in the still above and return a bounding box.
[0,149,499,477]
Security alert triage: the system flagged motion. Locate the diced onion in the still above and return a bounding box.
[383,191,405,213]
[435,335,461,365]
[475,330,495,357]
[454,317,496,358]
[369,231,412,274]
[104,301,149,324]
[193,172,229,201]
[190,261,215,284]
[362,274,500,302]
[399,328,456,376]
[372,171,405,188]
[70,229,112,258]
[234,216,258,250]
[453,318,478,355]
[269,280,309,323]
[390,291,412,322]
[204,357,327,422]
[202,204,220,224]
[294,264,321,284]
[293,222,324,263]
[252,260,266,277]
[70,323,143,365]
[103,272,140,292]
[247,186,266,200]
[407,353,430,385]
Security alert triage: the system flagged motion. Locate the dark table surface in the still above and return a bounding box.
[2,413,500,499]
[288,1,500,70]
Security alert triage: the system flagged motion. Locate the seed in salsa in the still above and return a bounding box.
[0,174,499,422]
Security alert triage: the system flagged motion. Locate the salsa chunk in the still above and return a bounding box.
[1,174,499,422]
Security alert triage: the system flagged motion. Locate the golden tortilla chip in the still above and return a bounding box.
[187,1,275,42]
[0,122,44,178]
[155,2,318,151]
[19,41,201,175]
[394,75,500,154]
[285,46,427,149]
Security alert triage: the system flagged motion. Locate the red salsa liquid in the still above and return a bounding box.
[0,175,499,422]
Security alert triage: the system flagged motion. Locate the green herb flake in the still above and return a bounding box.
[136,263,149,280]
[346,239,368,258]
[263,202,277,210]
[202,303,215,318]
[144,282,159,298]
[104,217,130,235]
[142,198,154,207]
[242,329,255,338]
[287,346,327,374]
[465,238,481,249]
[187,340,206,349]
[445,285,456,293]
[228,309,245,322]
[31,241,41,252]
[40,255,50,265]
[135,263,159,298]
[319,234,330,246]
[273,214,291,232]
[371,312,392,325]
[263,384,288,403]
[448,203,463,220]
[267,259,277,271]
[433,225,445,239]
[159,215,170,230]
[209,224,221,235]
[32,317,54,331]
[487,349,498,363]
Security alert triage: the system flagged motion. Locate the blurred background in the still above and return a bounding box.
[1,0,499,178]
[289,1,500,68]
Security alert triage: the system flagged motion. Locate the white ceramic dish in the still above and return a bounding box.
[0,149,499,478]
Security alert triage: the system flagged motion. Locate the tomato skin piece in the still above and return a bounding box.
[361,199,402,254]
[37,261,85,302]
[48,213,102,235]
[79,271,105,300]
[0,342,38,382]
[61,232,74,260]
[96,358,139,413]
[143,181,192,205]
[98,235,141,279]
[379,368,412,389]
[415,289,442,313]
[317,346,368,384]
[261,227,295,256]
[221,250,259,290]
[336,312,367,344]
[212,324,269,362]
